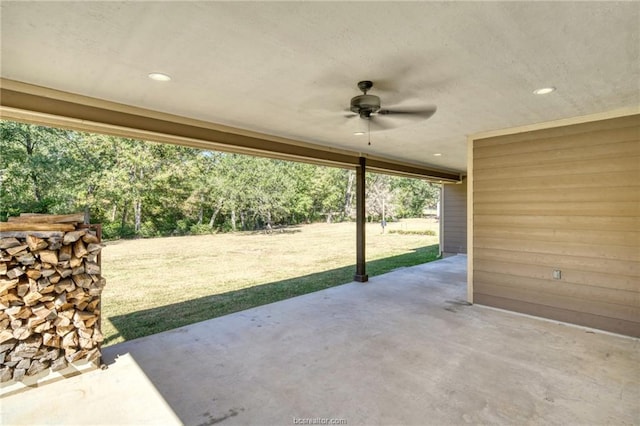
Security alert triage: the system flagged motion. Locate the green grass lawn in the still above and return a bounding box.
[101,219,440,345]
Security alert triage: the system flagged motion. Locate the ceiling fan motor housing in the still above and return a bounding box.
[350,94,381,118]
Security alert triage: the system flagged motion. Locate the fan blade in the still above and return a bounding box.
[368,117,394,131]
[378,105,437,120]
[342,109,359,118]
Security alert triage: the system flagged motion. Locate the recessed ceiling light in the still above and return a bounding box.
[433,153,442,157]
[353,132,366,136]
[148,72,171,82]
[533,87,555,95]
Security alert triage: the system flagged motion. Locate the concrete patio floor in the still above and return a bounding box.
[1,255,638,425]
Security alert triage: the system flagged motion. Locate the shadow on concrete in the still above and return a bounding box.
[106,244,440,344]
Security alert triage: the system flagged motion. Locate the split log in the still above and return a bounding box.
[40,286,55,296]
[17,282,29,297]
[6,245,28,256]
[54,279,75,293]
[59,309,75,320]
[0,339,17,353]
[86,298,100,312]
[26,235,48,251]
[26,268,42,279]
[58,245,72,261]
[73,240,88,258]
[54,293,67,308]
[84,315,99,328]
[34,321,53,333]
[27,316,45,329]
[23,291,43,306]
[0,278,19,293]
[9,213,85,224]
[27,359,49,376]
[69,256,83,268]
[86,243,103,253]
[50,357,67,372]
[82,233,100,244]
[65,348,86,363]
[13,336,42,358]
[71,274,92,289]
[16,359,31,370]
[0,237,21,250]
[41,268,56,278]
[62,230,86,245]
[14,307,32,320]
[0,223,75,232]
[32,304,53,320]
[0,330,15,344]
[54,316,71,328]
[79,337,94,350]
[56,268,73,279]
[92,329,104,343]
[6,267,25,280]
[16,252,36,265]
[12,327,32,340]
[86,348,100,362]
[42,332,61,348]
[40,348,60,361]
[12,368,26,381]
[5,305,24,317]
[38,250,58,265]
[0,231,65,240]
[62,330,78,347]
[48,238,63,251]
[84,262,101,275]
[37,277,50,291]
[0,367,12,382]
[56,325,75,337]
[0,294,20,309]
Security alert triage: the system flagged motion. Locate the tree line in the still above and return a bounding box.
[0,121,439,239]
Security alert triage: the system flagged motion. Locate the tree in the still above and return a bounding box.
[366,173,395,221]
[391,178,439,217]
[1,121,68,218]
[1,120,440,238]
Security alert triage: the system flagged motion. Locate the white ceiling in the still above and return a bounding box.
[1,1,639,172]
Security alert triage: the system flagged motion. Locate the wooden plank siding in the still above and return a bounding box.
[442,178,467,254]
[472,114,640,337]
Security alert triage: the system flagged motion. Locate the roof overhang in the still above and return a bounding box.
[0,79,462,183]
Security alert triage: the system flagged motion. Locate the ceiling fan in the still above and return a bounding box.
[346,80,437,132]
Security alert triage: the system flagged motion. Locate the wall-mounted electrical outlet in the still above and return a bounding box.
[553,269,562,280]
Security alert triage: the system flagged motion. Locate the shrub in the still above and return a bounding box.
[189,223,214,235]
[140,221,160,238]
[174,219,192,235]
[102,222,136,240]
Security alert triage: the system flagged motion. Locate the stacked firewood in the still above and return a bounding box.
[0,214,105,383]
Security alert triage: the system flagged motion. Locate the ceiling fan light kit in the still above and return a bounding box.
[350,81,381,118]
[350,94,381,118]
